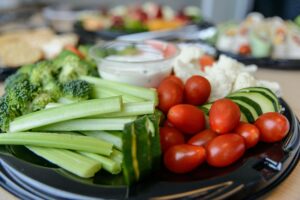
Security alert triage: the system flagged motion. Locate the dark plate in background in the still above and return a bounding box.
[0,99,299,199]
[74,21,214,44]
[218,50,300,70]
[0,67,18,82]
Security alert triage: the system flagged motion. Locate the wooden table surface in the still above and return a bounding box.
[0,68,299,200]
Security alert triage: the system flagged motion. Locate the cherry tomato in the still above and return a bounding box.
[238,44,251,56]
[163,120,175,128]
[209,99,241,134]
[234,122,260,148]
[206,134,246,167]
[188,129,217,148]
[199,54,215,71]
[168,104,206,134]
[158,81,183,113]
[184,75,211,106]
[254,112,290,143]
[164,144,206,173]
[160,126,185,152]
[64,45,85,59]
[161,75,184,90]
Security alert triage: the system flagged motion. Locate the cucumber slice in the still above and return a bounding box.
[122,123,139,184]
[134,117,152,177]
[228,96,262,116]
[237,87,280,112]
[228,97,260,122]
[147,112,161,170]
[228,92,276,114]
[199,101,253,122]
[121,114,161,185]
[230,99,256,122]
[236,103,255,123]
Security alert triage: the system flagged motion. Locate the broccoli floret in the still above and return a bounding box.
[29,92,56,112]
[1,72,39,130]
[18,64,35,75]
[29,61,58,87]
[6,79,38,113]
[0,95,20,132]
[59,80,91,103]
[4,73,30,92]
[42,80,62,100]
[53,50,97,83]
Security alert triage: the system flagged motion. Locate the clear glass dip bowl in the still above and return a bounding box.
[89,40,180,88]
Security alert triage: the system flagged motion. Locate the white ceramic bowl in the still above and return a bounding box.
[89,40,180,88]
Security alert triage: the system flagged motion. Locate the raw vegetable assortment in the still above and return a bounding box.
[157,74,289,173]
[0,42,291,184]
[0,46,161,185]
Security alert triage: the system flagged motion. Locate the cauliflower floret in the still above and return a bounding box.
[177,45,204,63]
[233,72,257,91]
[173,45,205,82]
[205,70,233,102]
[174,60,203,82]
[210,55,257,83]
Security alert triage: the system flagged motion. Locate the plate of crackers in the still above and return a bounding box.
[0,27,78,80]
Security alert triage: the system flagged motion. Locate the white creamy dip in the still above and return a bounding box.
[93,41,178,88]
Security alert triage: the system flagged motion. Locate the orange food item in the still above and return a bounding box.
[64,45,85,59]
[146,19,186,31]
[199,54,215,71]
[238,44,251,56]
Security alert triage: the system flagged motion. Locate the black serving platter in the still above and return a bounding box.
[0,99,299,200]
[217,50,300,70]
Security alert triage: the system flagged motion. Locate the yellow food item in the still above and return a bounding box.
[0,27,78,67]
[146,19,186,31]
[0,38,42,67]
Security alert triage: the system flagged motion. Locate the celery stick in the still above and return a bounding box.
[80,151,121,174]
[91,86,144,103]
[80,76,158,105]
[48,101,155,118]
[0,132,113,155]
[34,117,136,132]
[9,97,122,133]
[27,146,101,178]
[97,101,155,118]
[81,131,122,150]
[110,149,123,164]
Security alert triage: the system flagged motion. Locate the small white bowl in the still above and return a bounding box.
[89,40,180,88]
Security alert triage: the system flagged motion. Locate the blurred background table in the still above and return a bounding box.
[0,68,299,199]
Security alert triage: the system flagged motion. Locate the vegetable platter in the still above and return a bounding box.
[208,13,300,69]
[0,42,299,200]
[74,3,205,43]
